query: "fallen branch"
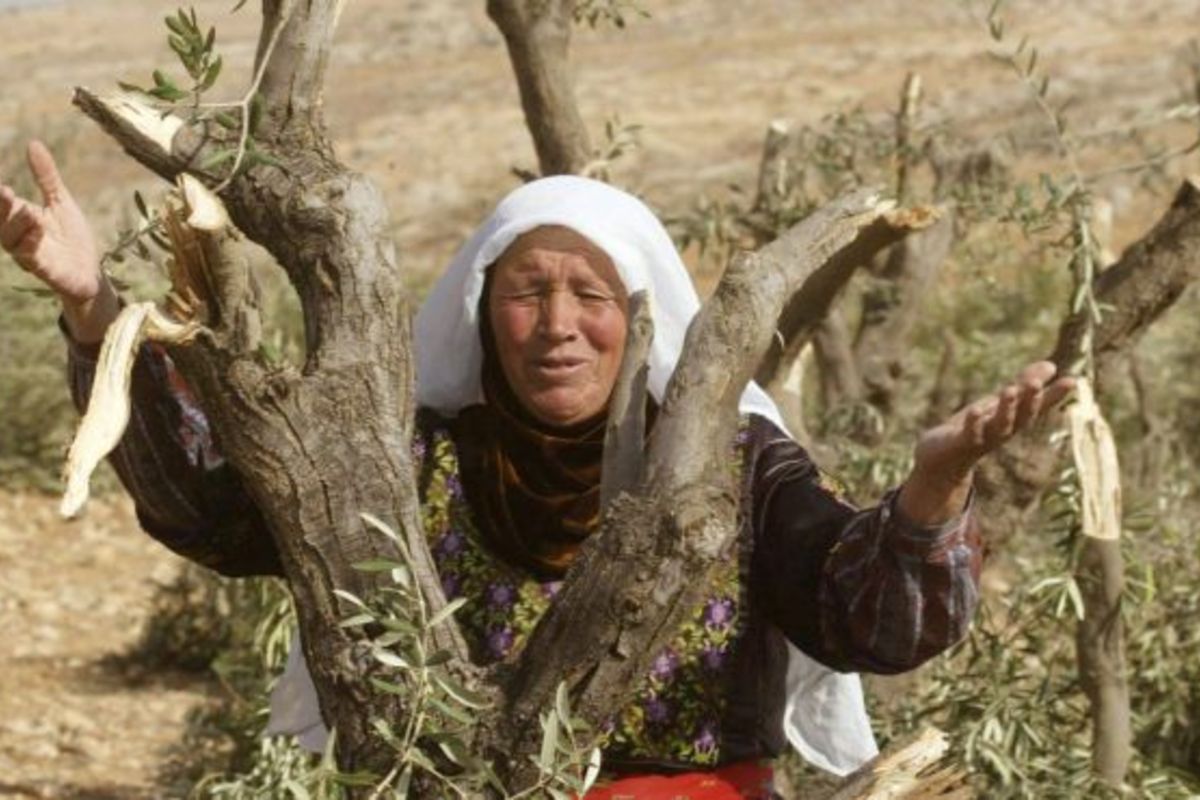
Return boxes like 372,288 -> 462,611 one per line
820,727 -> 970,800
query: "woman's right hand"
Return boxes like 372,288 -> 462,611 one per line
1,140 -> 118,344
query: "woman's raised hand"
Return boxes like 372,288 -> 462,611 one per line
1,140 -> 117,343
898,361 -> 1076,525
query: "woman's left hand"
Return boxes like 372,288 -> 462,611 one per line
897,360 -> 1076,526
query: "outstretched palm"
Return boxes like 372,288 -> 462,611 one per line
0,141 -> 100,304
899,361 -> 1076,524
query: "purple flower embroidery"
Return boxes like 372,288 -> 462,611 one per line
701,645 -> 725,672
542,580 -> 563,598
487,627 -> 515,659
446,473 -> 464,499
693,723 -> 718,755
436,530 -> 465,558
650,649 -> 679,681
703,597 -> 734,629
411,436 -> 427,463
487,582 -> 516,610
644,696 -> 671,725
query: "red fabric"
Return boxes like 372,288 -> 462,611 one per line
581,762 -> 774,799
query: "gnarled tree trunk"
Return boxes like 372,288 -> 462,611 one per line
73,1 -> 930,788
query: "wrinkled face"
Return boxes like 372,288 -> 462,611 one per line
487,226 -> 628,427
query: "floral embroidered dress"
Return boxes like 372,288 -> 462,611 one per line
417,413 -> 752,766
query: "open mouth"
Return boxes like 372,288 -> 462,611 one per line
531,356 -> 587,378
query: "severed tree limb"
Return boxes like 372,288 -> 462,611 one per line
487,0 -> 593,176
819,727 -> 970,800
600,290 -> 653,510
893,73 -> 922,207
1068,378 -> 1129,784
494,189 -> 930,784
974,178 -> 1200,787
1076,536 -> 1130,785
755,120 -> 792,214
755,206 -> 938,393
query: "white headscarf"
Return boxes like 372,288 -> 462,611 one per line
269,175 -> 878,775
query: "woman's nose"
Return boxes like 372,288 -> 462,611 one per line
539,290 -> 579,341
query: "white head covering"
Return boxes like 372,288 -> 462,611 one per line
269,175 -> 877,775
413,174 -> 782,423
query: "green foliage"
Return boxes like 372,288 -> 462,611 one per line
573,0 -> 648,30
0,270 -> 81,490
120,7 -> 224,107
864,464 -> 1200,798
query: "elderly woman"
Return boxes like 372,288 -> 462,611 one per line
2,142 -> 1070,798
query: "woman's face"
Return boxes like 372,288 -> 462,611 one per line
488,226 -> 628,427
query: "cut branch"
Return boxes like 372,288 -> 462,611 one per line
600,290 -> 653,509
819,727 -> 970,800
754,120 -> 792,214
754,206 -> 937,392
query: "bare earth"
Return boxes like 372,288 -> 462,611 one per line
0,0 -> 1198,796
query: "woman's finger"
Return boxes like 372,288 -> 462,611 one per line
964,404 -> 987,449
1039,376 -> 1077,415
981,384 -> 1019,446
1011,376 -> 1045,432
0,203 -> 42,252
1016,360 -> 1057,388
0,185 -> 25,226
27,140 -> 67,206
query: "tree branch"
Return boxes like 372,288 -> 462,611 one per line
754,206 -> 937,391
488,0 -> 593,175
819,727 -> 969,800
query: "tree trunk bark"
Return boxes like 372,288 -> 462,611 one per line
1076,537 -> 1131,785
487,0 -> 593,176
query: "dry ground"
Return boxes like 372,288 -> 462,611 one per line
0,0 -> 1198,796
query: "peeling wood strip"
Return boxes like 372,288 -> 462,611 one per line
600,290 -> 653,510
